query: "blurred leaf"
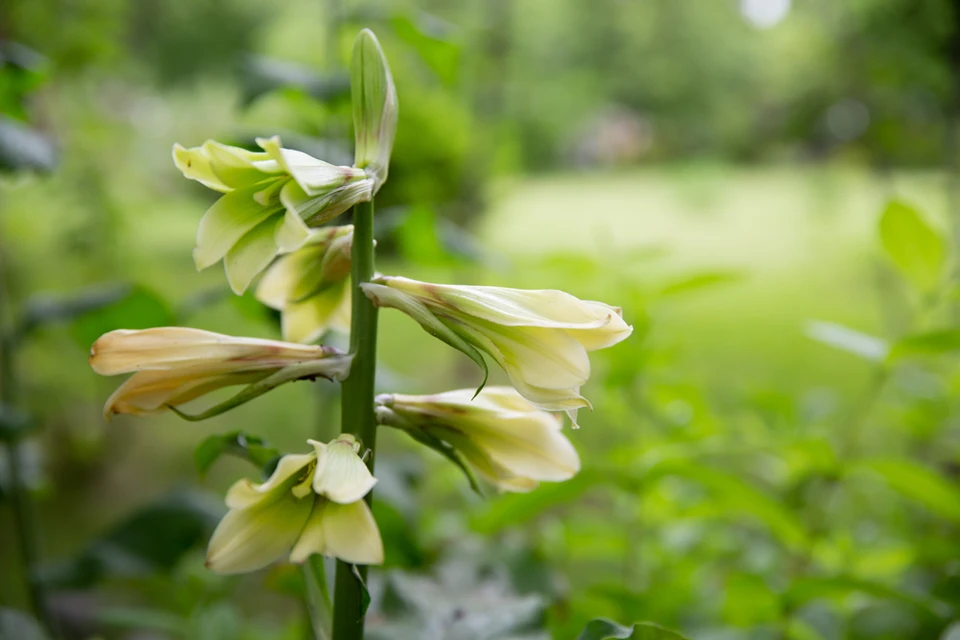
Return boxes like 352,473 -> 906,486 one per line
396,205 -> 457,267
658,271 -> 743,297
647,461 -> 808,550
96,606 -> 188,635
850,459 -> 960,523
0,115 -> 57,173
19,284 -> 132,336
0,41 -> 50,122
890,329 -> 960,360
240,56 -> 350,107
577,618 -> 690,640
68,285 -> 173,350
41,490 -> 222,589
785,576 -> 952,620
470,470 -> 603,533
805,320 -> 889,362
722,574 -> 779,626
0,403 -> 32,442
0,608 -> 49,640
878,199 -> 945,292
194,431 -> 280,479
398,426 -> 482,495
391,12 -> 461,85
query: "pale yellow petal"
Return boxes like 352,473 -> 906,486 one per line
225,451 -> 316,510
289,499 -> 383,565
205,493 -> 313,574
311,436 -> 376,504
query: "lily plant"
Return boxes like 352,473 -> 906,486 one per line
89,28 -> 631,640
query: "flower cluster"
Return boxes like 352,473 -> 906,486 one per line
206,435 -> 383,573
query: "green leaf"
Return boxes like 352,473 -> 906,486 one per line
391,13 -> 461,85
351,564 -> 372,619
0,403 -> 32,442
889,329 -> 960,360
40,490 -> 222,589
0,608 -> 49,640
470,471 -> 602,533
96,606 -> 188,635
878,199 -> 945,292
68,285 -> 173,350
240,56 -> 350,107
805,320 -> 889,362
658,271 -> 743,297
351,29 -> 397,190
850,458 -> 960,523
785,576 -> 952,620
577,618 -> 691,640
193,431 -> 280,478
0,115 -> 57,173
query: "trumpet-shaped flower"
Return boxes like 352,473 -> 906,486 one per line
89,327 -> 351,420
173,136 -> 373,294
377,387 -> 580,492
206,435 -> 383,574
361,276 -> 632,424
256,225 -> 353,344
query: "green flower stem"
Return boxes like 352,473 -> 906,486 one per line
331,198 -> 378,640
302,555 -> 333,640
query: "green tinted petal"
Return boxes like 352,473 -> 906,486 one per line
225,451 -> 316,509
206,492 -> 313,574
224,216 -> 282,295
257,136 -> 357,196
311,436 -> 377,504
194,182 -> 283,270
204,140 -> 279,189
172,144 -> 230,192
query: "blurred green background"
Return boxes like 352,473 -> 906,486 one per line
4,0 -> 960,639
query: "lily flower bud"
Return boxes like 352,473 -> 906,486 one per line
206,435 -> 383,574
89,327 -> 352,420
172,136 -> 373,294
351,29 -> 398,193
255,226 -> 353,344
377,387 -> 580,493
361,276 -> 632,425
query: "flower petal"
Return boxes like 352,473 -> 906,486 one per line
257,136 -> 360,196
280,284 -> 351,344
311,436 -> 377,504
289,499 -> 384,565
89,327 -> 329,375
351,29 -> 397,192
224,215 -> 282,295
225,451 -> 316,510
102,368 -> 268,419
427,426 -> 538,493
206,492 -> 313,574
194,181 -> 284,270
172,144 -> 230,192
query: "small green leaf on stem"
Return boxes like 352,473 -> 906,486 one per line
878,199 -> 946,292
350,564 -> 371,620
577,618 -> 691,640
194,431 -> 280,478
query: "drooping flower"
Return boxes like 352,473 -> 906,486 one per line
172,136 -> 373,294
89,327 -> 351,420
206,435 -> 383,574
361,276 -> 632,424
256,225 -> 352,344
376,387 -> 580,492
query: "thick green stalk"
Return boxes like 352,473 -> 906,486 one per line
331,199 -> 378,640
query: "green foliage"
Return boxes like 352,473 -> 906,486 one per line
878,199 -> 946,293
577,619 -> 690,640
194,431 -> 280,478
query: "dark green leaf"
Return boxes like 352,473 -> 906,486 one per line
0,115 -> 57,173
240,55 -> 350,107
40,490 -> 222,589
194,431 -> 280,478
878,199 -> 945,292
577,618 -> 691,640
391,13 -> 461,85
351,564 -> 372,619
68,285 -> 173,350
785,576 -> 952,620
0,403 -> 32,442
850,458 -> 960,523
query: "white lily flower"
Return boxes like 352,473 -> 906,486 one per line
361,276 -> 632,424
206,435 -> 383,574
89,327 -> 351,420
255,225 -> 353,344
377,387 -> 580,492
173,136 -> 373,294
